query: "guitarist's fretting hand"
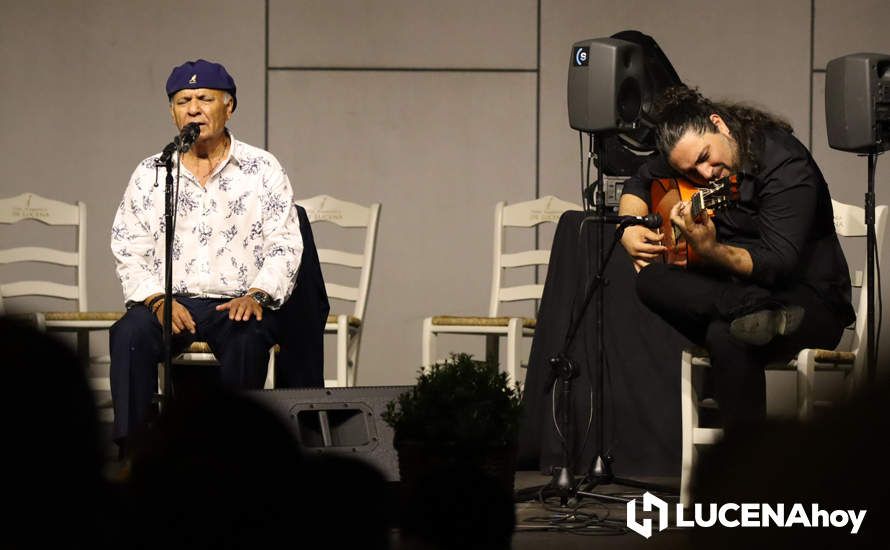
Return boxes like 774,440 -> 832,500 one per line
620,225 -> 666,272
669,200 -> 718,260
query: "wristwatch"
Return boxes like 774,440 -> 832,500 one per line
249,290 -> 272,308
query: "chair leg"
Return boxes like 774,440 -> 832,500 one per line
505,318 -> 521,384
157,363 -> 167,397
336,316 -> 349,387
263,346 -> 276,390
795,348 -> 815,421
75,328 -> 113,422
680,349 -> 698,507
421,317 -> 436,367
88,346 -> 114,423
848,352 -> 866,400
346,329 -> 362,387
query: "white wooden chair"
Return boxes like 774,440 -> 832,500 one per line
680,200 -> 888,505
422,196 -> 581,383
295,195 -> 380,388
0,192 -> 124,422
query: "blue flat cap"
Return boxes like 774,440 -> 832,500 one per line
166,59 -> 237,111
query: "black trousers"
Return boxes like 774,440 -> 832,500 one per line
109,297 -> 282,442
635,263 -> 847,428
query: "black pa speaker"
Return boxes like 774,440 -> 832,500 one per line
568,37 -> 648,132
825,52 -> 890,153
249,385 -> 412,481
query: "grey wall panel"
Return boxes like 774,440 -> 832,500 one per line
812,72 -> 890,374
269,0 -> 537,69
268,70 -> 536,384
538,0 -> 811,202
0,0 -> 265,328
814,0 -> 890,69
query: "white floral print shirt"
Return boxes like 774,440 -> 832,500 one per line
111,133 -> 302,308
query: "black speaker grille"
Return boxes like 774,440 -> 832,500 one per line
248,386 -> 412,481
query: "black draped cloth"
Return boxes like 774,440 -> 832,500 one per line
517,211 -> 689,477
274,205 -> 330,388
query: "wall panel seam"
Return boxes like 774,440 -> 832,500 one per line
808,0 -> 815,150
264,0 -> 270,150
268,66 -> 538,73
534,0 -> 541,289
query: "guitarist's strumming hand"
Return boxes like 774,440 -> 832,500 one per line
669,200 -> 718,261
620,225 -> 666,272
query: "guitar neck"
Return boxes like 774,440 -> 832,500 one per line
689,177 -> 737,220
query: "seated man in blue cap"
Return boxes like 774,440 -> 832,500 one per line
109,59 -> 303,455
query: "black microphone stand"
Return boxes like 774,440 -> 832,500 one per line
156,125 -> 199,407
546,201 -> 625,505
548,132 -> 674,507
158,139 -> 179,404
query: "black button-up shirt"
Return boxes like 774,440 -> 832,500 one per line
622,127 -> 855,324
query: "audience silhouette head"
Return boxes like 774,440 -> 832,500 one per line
126,387 -> 304,549
2,316 -> 108,547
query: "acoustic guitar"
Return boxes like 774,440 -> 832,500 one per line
649,175 -> 739,266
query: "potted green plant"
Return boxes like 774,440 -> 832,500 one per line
382,353 -> 523,491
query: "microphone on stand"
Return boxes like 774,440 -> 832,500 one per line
620,212 -> 662,229
175,122 -> 201,153
584,212 -> 662,229
155,123 -> 203,186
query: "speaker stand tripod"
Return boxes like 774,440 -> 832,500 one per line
864,152 -> 878,384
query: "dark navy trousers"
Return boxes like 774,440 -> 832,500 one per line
109,297 -> 281,442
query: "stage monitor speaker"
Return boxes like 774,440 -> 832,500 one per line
825,52 -> 890,153
568,37 -> 648,133
249,385 -> 412,482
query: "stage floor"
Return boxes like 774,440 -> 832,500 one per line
509,471 -> 689,549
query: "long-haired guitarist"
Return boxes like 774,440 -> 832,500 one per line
617,86 -> 855,429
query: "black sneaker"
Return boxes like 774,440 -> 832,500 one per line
729,305 -> 805,346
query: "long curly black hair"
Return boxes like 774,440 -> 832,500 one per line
653,86 -> 793,174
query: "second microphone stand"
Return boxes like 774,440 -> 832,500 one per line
548,133 -> 674,507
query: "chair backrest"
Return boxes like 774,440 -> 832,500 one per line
832,199 -> 888,386
0,193 -> 87,315
295,195 -> 380,322
489,195 -> 581,316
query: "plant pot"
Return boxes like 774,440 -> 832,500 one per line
394,440 -> 517,494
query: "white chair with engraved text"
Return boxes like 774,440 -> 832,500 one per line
296,194 -> 380,388
0,192 -> 124,422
